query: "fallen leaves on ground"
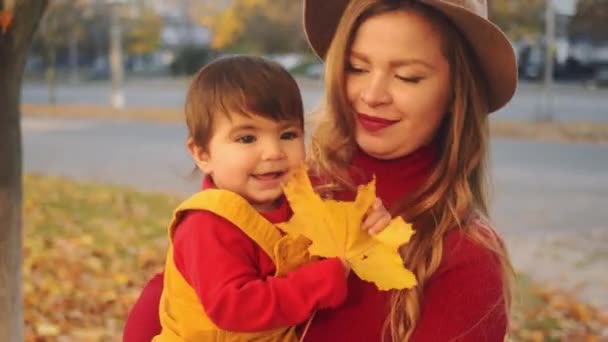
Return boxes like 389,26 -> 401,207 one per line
23,174 -> 180,341
22,175 -> 607,340
22,103 -> 183,123
509,274 -> 608,341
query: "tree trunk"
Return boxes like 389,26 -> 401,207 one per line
0,1 -> 47,341
45,45 -> 56,104
68,30 -> 79,84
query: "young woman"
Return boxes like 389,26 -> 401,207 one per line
302,0 -> 516,340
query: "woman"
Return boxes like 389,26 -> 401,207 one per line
302,0 -> 516,340
124,0 -> 517,340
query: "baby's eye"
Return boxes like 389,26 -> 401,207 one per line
237,135 -> 256,144
281,131 -> 300,140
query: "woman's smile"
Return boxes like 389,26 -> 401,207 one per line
356,113 -> 400,132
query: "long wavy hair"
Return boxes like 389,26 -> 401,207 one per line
309,1 -> 514,340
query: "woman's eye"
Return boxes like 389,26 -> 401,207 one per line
237,135 -> 256,144
281,131 -> 299,140
396,75 -> 423,83
346,64 -> 366,73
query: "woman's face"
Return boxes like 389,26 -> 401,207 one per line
346,10 -> 451,159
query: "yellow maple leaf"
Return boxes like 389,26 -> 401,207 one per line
278,165 -> 417,291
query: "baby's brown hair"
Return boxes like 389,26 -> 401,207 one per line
185,55 -> 304,150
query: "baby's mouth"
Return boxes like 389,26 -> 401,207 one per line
252,171 -> 285,181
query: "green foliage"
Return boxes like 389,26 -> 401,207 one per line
169,45 -> 217,76
489,0 -> 545,41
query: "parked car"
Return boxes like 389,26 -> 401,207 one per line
304,62 -> 324,79
592,66 -> 608,87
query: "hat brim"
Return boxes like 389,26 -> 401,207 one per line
303,0 -> 517,113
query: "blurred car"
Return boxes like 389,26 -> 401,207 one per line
518,45 -> 544,80
268,53 -> 304,71
304,62 -> 324,79
592,66 -> 608,87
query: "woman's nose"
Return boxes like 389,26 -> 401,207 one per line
361,75 -> 391,107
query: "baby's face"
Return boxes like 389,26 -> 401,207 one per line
194,112 -> 305,211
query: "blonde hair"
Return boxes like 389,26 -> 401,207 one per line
309,1 -> 514,340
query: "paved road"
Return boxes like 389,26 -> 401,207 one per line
21,116 -> 608,310
21,78 -> 608,122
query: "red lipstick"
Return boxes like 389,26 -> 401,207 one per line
356,113 -> 398,132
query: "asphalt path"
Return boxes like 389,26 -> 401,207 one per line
21,78 -> 608,122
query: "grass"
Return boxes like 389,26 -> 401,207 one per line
22,175 -> 607,341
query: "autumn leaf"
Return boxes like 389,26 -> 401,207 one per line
277,165 -> 417,291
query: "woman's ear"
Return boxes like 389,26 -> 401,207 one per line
187,137 -> 212,174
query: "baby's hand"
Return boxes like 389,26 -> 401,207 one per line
361,198 -> 392,235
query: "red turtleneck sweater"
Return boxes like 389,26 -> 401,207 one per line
302,144 -> 507,341
123,144 -> 507,342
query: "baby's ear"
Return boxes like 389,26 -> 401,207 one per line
187,138 -> 212,174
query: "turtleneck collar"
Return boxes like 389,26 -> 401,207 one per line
351,142 -> 438,209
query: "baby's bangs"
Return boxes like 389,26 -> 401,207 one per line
209,77 -> 303,127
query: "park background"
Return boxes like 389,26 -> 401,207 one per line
1,0 -> 607,340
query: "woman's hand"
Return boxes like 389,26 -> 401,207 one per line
361,197 -> 392,235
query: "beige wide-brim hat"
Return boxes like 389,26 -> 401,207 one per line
304,0 -> 517,113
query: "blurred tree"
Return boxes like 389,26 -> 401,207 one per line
170,45 -> 216,75
570,0 -> 608,43
210,5 -> 242,49
193,0 -> 267,50
30,0 -> 163,81
489,0 -> 545,41
236,0 -> 308,53
125,6 -> 162,56
193,0 -> 307,53
0,1 -> 48,341
35,0 -> 85,102
79,0 -> 111,65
